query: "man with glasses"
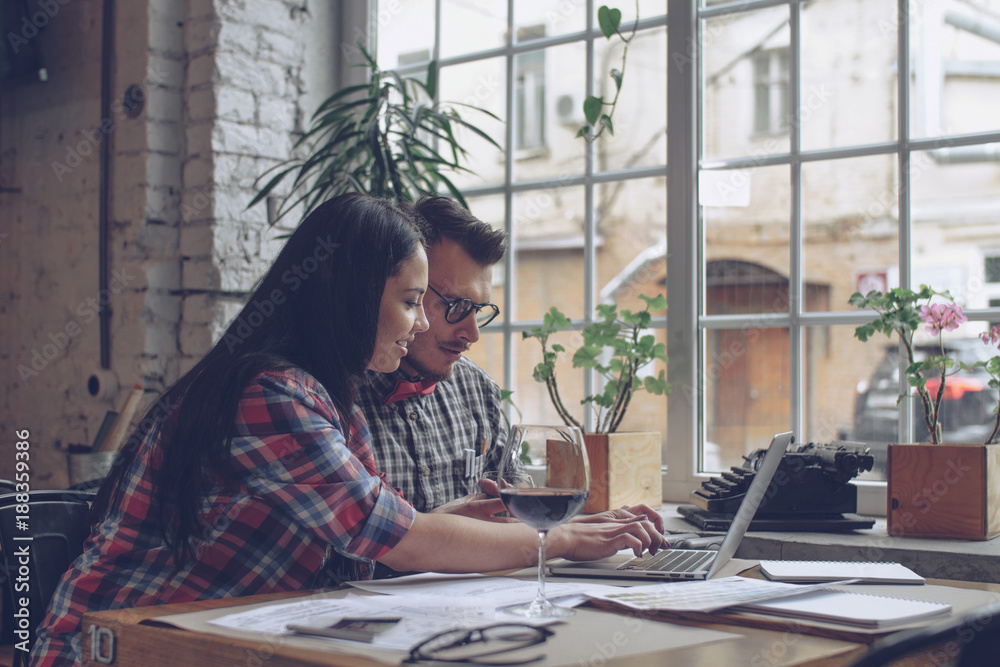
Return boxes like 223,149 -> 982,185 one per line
357,196 -> 509,520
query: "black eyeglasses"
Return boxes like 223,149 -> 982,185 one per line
404,623 -> 553,665
427,284 -> 500,327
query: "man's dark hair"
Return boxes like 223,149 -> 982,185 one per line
410,196 -> 508,266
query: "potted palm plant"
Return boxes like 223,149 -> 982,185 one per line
248,44 -> 499,222
850,286 -> 1000,540
523,295 -> 669,512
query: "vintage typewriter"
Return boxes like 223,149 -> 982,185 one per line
677,441 -> 877,531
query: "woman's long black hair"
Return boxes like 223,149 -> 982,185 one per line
91,193 -> 424,564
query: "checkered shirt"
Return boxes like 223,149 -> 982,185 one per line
30,368 -> 415,666
356,356 -> 508,512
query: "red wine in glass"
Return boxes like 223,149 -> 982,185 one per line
500,488 -> 589,531
497,424 -> 589,618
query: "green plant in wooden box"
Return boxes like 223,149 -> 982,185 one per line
523,294 -> 669,434
523,295 -> 669,512
850,285 -> 1000,539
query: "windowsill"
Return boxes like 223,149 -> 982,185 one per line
659,502 -> 1000,585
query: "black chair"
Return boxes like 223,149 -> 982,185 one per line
850,600 -> 1000,667
0,489 -> 95,666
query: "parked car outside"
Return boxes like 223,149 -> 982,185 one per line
852,338 -> 999,476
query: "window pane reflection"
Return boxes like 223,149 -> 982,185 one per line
910,1 -> 1000,140
513,187 -> 587,321
803,154 -> 900,311
800,0 -> 898,150
592,28 -> 667,173
441,0 -> 507,59
378,0 -> 434,71
703,326 -> 790,472
438,58 -> 507,190
703,164 -> 791,295
702,4 -> 790,162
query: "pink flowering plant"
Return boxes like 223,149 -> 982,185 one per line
850,285 -> 1000,445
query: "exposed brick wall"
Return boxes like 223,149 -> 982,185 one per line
0,0 -> 337,487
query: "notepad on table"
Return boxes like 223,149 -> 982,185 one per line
737,590 -> 951,629
758,560 -> 924,584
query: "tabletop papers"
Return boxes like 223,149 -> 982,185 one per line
208,574 -> 626,651
349,571 -> 625,611
585,576 -> 857,613
208,593 -> 499,650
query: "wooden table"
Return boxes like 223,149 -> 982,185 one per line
78,577 -> 1000,667
78,592 -> 864,667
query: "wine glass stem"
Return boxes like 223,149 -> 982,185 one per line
535,530 -> 547,606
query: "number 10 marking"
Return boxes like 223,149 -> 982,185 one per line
87,624 -> 115,664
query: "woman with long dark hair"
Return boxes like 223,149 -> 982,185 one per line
31,194 -> 662,666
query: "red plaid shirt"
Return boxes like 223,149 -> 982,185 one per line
31,369 -> 415,666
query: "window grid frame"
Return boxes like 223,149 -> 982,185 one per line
381,2 -> 669,435
371,1 -> 1000,507
687,0 -> 1000,512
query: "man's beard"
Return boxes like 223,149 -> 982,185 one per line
400,351 -> 455,383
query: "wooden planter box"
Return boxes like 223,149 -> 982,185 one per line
886,443 -> 1000,540
581,432 -> 662,514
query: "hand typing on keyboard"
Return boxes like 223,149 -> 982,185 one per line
570,504 -> 669,553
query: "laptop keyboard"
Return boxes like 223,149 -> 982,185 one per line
617,549 -> 715,573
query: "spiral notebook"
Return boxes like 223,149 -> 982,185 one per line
759,560 -> 925,584
737,589 -> 951,628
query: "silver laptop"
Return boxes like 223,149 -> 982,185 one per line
549,431 -> 794,581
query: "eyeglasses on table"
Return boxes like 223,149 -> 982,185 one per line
404,622 -> 554,665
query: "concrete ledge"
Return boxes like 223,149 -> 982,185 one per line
660,503 -> 1000,585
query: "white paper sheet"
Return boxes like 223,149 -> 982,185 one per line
208,593 -> 499,650
586,576 -> 852,613
348,572 -> 626,611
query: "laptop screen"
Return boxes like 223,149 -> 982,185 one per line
705,431 -> 794,578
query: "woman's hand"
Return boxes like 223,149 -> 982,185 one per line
549,515 -> 666,561
570,504 -> 667,551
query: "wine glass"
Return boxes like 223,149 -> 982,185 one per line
497,424 -> 589,618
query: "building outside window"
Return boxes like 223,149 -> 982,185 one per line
753,48 -> 789,134
515,26 -> 547,151
375,0 -> 670,457
372,0 -> 1000,510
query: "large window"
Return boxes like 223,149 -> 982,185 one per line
372,1 -> 1000,512
693,0 -> 1000,513
375,0 -> 669,448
